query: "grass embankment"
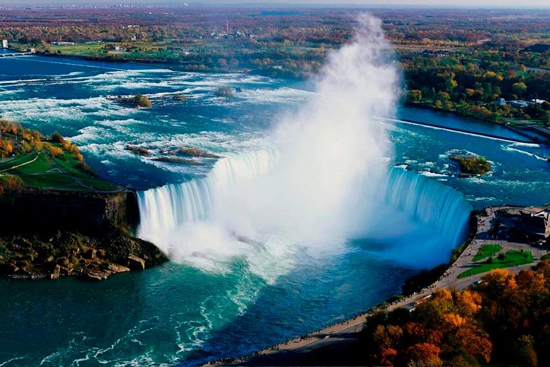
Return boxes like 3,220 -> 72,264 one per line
458,249 -> 534,279
472,244 -> 503,261
8,149 -> 116,191
0,121 -> 118,192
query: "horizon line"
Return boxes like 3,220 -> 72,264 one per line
1,2 -> 550,9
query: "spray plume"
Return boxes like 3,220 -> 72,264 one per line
138,14 -> 400,279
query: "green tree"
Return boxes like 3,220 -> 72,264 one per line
407,90 -> 422,103
445,77 -> 458,92
512,82 -> 527,97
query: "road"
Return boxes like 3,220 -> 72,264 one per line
0,152 -> 41,173
209,207 -> 547,366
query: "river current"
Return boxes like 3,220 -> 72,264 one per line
1,55 -> 550,366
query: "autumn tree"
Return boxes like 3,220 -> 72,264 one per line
512,82 -> 527,97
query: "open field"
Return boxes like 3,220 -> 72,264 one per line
0,130 -> 120,193
458,249 -> 534,278
472,243 -> 503,261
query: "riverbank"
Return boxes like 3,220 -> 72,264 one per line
22,50 -> 254,76
0,122 -> 168,280
0,226 -> 167,281
210,205 -> 550,366
9,50 -> 550,149
405,102 -> 550,146
0,189 -> 168,280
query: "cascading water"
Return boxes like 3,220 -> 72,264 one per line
136,14 -> 472,274
385,168 -> 472,250
137,149 -> 281,235
138,152 -> 472,268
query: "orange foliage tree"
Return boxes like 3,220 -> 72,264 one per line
361,264 -> 550,366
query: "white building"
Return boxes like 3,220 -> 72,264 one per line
1,40 -> 8,49
507,100 -> 530,108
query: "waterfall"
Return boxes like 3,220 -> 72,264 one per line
385,168 -> 472,250
138,151 -> 472,259
135,15 -> 472,271
137,149 -> 281,236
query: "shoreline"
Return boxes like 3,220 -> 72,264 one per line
19,50 -> 254,76
0,188 -> 168,281
404,102 -> 550,146
11,51 -> 549,147
208,205 -> 549,366
384,116 -> 536,144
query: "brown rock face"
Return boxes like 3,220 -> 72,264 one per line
81,269 -> 110,281
0,190 -> 135,234
127,255 -> 146,270
0,185 -> 167,281
0,230 -> 168,281
109,264 -> 131,273
50,265 -> 61,280
83,248 -> 97,259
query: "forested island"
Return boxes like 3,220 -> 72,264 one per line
451,155 -> 492,176
0,120 -> 167,280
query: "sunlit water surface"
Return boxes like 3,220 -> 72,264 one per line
1,55 -> 550,366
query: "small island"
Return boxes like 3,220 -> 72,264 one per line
176,146 -> 220,158
110,94 -> 152,108
214,86 -> 235,98
125,145 -> 220,162
451,155 -> 492,176
0,120 -> 167,280
172,94 -> 187,102
152,157 -> 201,165
125,144 -> 153,156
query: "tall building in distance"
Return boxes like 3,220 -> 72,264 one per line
1,40 -> 8,49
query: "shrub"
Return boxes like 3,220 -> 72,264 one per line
44,143 -> 64,158
0,139 -> 13,158
52,131 -> 65,144
0,174 -> 24,196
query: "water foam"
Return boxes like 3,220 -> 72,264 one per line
136,15 -> 471,279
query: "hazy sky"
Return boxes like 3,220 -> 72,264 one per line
0,0 -> 549,7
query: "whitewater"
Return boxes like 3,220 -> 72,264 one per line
137,15 -> 471,279
5,14 -> 550,367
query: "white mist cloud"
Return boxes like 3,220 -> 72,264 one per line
216,14 -> 398,242
138,14 -> 400,280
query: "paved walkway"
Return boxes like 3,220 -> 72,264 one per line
0,152 -> 40,173
210,207 -> 548,366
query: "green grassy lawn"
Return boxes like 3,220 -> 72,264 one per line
2,142 -> 118,192
50,43 -> 106,57
11,153 -> 51,175
50,41 -> 181,61
0,152 -> 37,171
473,244 -> 503,261
458,250 -> 534,279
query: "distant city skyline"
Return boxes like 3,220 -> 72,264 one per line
0,0 -> 549,7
